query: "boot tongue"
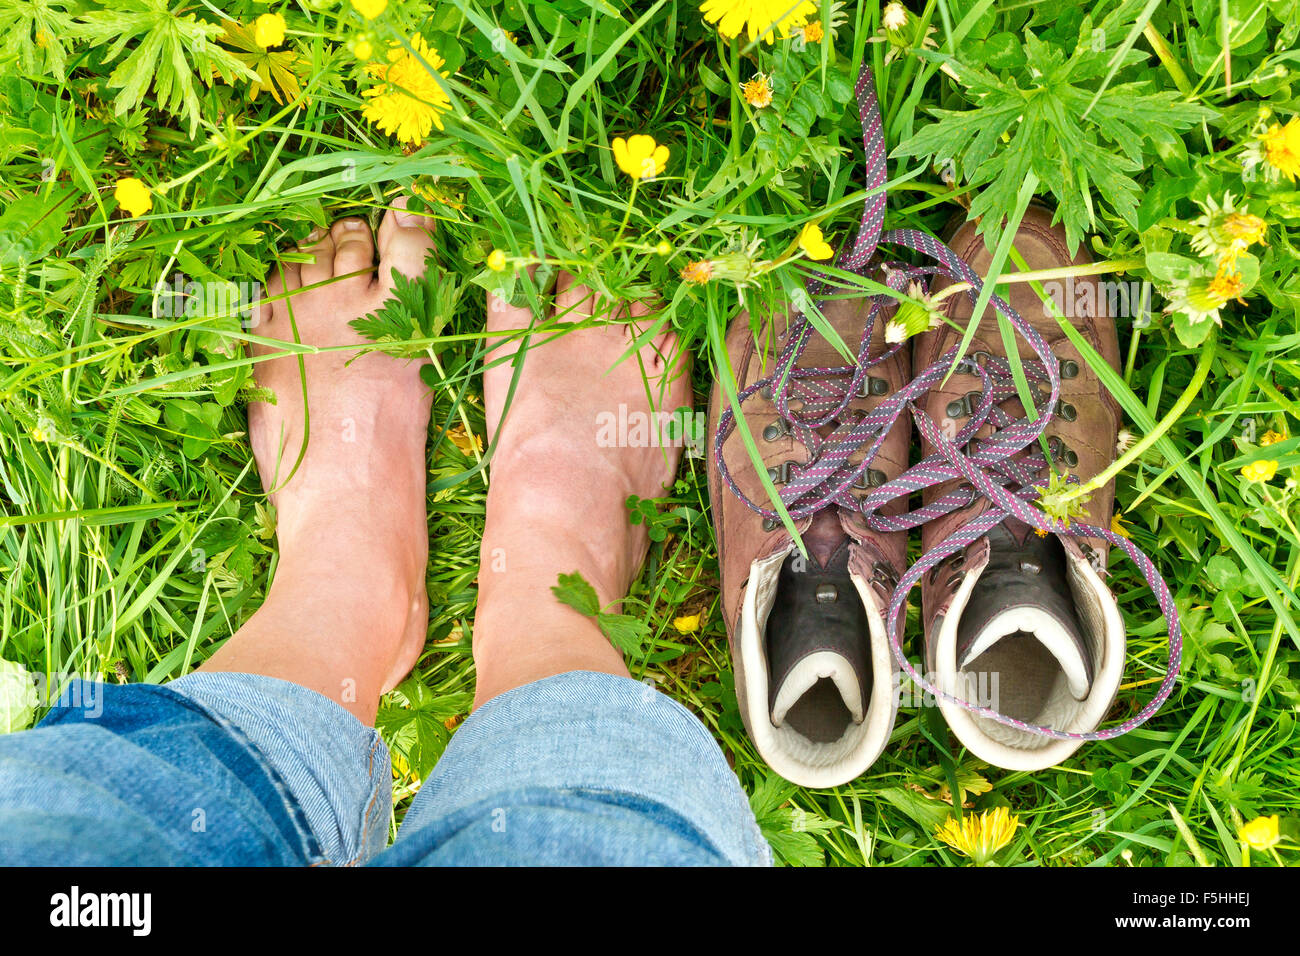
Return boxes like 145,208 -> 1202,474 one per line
956,522 -> 1093,699
765,520 -> 871,738
802,508 -> 849,568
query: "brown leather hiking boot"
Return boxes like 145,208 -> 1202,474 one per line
707,288 -> 910,787
912,206 -> 1126,770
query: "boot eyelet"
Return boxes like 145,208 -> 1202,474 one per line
860,375 -> 890,397
767,460 -> 796,485
762,517 -> 779,532
946,397 -> 970,419
762,419 -> 790,442
853,468 -> 887,489
1060,359 -> 1079,379
1057,400 -> 1077,422
953,483 -> 976,507
1063,448 -> 1079,468
759,384 -> 774,401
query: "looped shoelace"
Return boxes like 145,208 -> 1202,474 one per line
712,63 -> 1181,743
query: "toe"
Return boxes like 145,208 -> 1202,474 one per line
554,272 -> 599,322
375,195 -> 436,290
298,226 -> 335,288
266,259 -> 301,323
486,263 -> 540,369
330,217 -> 376,286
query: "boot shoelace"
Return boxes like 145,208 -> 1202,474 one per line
713,63 -> 1180,743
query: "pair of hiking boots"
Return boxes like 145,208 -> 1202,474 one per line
707,208 -> 1127,787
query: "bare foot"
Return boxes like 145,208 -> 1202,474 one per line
203,199 -> 436,717
472,272 -> 692,707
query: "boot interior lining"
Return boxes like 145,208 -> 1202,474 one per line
782,678 -> 854,744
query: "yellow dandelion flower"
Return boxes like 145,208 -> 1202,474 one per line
1110,512 -> 1131,538
1223,212 -> 1267,248
741,73 -> 774,108
447,424 -> 483,456
798,222 -> 833,260
1239,814 -> 1280,851
803,20 -> 824,43
700,0 -> 818,43
113,177 -> 152,217
1262,118 -> 1300,182
612,134 -> 669,180
486,249 -> 507,272
1260,429 -> 1285,446
1241,459 -> 1278,482
935,807 -> 1020,865
361,35 -> 452,146
253,12 -> 286,49
882,2 -> 909,31
672,611 -> 703,634
681,260 -> 714,284
1207,266 -> 1244,303
349,0 -> 387,20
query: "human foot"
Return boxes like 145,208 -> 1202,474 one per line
203,199 -> 436,718
472,273 -> 692,707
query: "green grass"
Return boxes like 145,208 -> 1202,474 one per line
1,0 -> 1298,865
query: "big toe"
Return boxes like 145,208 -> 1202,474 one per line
376,195 -> 436,292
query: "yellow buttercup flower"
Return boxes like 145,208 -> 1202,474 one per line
672,612 -> 703,634
1110,512 -> 1131,538
253,12 -> 286,49
612,134 -> 669,180
113,177 -> 152,217
1260,430 -> 1285,446
700,0 -> 818,43
798,222 -> 833,260
1262,118 -> 1300,182
362,34 -> 452,145
1241,459 -> 1278,482
935,807 -> 1020,865
353,37 -> 373,61
741,73 -> 774,108
349,0 -> 387,20
1239,815 -> 1280,851
486,249 -> 507,272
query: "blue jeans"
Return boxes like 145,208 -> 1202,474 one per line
0,670 -> 770,866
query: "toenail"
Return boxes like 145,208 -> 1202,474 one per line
394,207 -> 428,228
339,218 -> 368,232
305,226 -> 327,243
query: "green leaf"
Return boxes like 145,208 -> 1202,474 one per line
596,612 -> 648,655
551,570 -> 600,617
77,0 -> 256,137
1145,251 -> 1202,283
